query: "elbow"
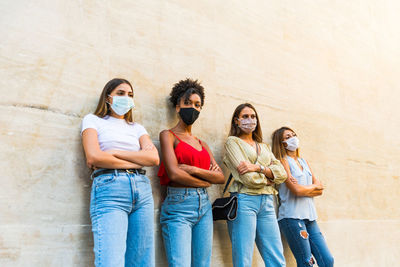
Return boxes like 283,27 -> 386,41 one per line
86,154 -> 98,167
149,152 -> 160,166
151,155 -> 160,166
215,174 -> 225,184
168,172 -> 179,182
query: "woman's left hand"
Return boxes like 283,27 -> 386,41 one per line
237,161 -> 258,175
178,164 -> 196,174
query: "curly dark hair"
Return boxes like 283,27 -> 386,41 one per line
169,78 -> 205,107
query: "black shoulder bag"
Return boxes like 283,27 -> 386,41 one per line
211,173 -> 238,221
212,142 -> 260,221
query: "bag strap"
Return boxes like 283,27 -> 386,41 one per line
222,173 -> 233,195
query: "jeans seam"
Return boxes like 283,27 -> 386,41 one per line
309,235 -> 325,267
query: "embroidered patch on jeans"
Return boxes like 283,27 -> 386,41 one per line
300,230 -> 309,239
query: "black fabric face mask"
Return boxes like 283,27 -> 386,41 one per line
179,107 -> 200,125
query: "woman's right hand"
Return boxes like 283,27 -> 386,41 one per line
237,161 -> 259,174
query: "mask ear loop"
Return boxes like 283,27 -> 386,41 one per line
106,95 -> 113,105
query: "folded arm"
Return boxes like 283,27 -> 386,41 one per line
178,141 -> 225,184
280,158 -> 323,197
107,135 -> 160,166
82,129 -> 143,169
159,130 -> 210,187
224,137 -> 269,189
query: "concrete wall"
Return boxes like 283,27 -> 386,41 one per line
1,1 -> 399,266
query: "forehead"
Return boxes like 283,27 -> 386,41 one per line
283,129 -> 295,136
181,93 -> 201,102
113,83 -> 133,93
239,107 -> 256,116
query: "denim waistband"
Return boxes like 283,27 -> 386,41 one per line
91,168 -> 146,180
167,187 -> 207,196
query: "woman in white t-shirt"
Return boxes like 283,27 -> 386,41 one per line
81,78 -> 159,267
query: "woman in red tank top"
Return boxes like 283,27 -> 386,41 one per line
158,79 -> 224,267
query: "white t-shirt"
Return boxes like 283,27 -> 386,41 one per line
81,114 -> 148,152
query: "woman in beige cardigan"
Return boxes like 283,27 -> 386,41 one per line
223,103 -> 287,267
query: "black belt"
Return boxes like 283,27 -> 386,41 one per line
92,169 -> 146,179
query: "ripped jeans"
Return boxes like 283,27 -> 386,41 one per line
279,218 -> 334,267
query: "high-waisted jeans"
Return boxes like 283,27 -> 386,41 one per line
90,169 -> 154,267
278,218 -> 334,267
160,187 -> 213,267
227,193 -> 286,267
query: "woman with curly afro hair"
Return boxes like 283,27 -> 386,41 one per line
158,78 -> 225,267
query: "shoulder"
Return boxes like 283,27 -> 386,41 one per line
82,113 -> 100,122
225,136 -> 241,145
159,129 -> 174,142
130,122 -> 146,130
129,122 -> 148,135
260,142 -> 271,150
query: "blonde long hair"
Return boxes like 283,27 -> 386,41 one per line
94,78 -> 134,123
271,126 -> 300,160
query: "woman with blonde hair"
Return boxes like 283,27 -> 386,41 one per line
271,126 -> 334,267
223,103 -> 287,267
81,78 -> 159,267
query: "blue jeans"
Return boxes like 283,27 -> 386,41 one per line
90,169 -> 155,267
279,218 -> 334,267
160,187 -> 213,267
227,193 -> 286,267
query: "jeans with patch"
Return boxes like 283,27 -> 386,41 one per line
160,187 -> 213,267
279,218 -> 334,267
227,193 -> 286,267
90,169 -> 155,267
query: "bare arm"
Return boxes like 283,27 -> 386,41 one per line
178,141 -> 225,184
280,158 -> 323,197
107,135 -> 160,166
159,130 -> 210,187
82,129 -> 143,169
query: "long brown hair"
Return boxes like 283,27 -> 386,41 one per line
271,126 -> 300,160
94,78 -> 134,123
228,103 -> 263,143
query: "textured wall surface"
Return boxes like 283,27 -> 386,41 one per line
1,1 -> 400,266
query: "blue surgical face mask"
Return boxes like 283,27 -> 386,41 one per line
108,95 -> 134,116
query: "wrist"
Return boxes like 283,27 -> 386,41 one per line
258,164 -> 265,173
191,166 -> 198,175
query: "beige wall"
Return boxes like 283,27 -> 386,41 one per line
1,1 -> 399,266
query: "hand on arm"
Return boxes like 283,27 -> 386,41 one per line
82,129 -> 143,169
188,142 -> 225,184
159,130 -> 210,188
107,135 -> 160,167
224,137 -> 268,189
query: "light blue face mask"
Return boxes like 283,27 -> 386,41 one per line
109,95 -> 135,116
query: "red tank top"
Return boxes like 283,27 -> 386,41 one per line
158,130 -> 211,185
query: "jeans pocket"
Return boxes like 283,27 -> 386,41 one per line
94,174 -> 116,188
166,194 -> 186,204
